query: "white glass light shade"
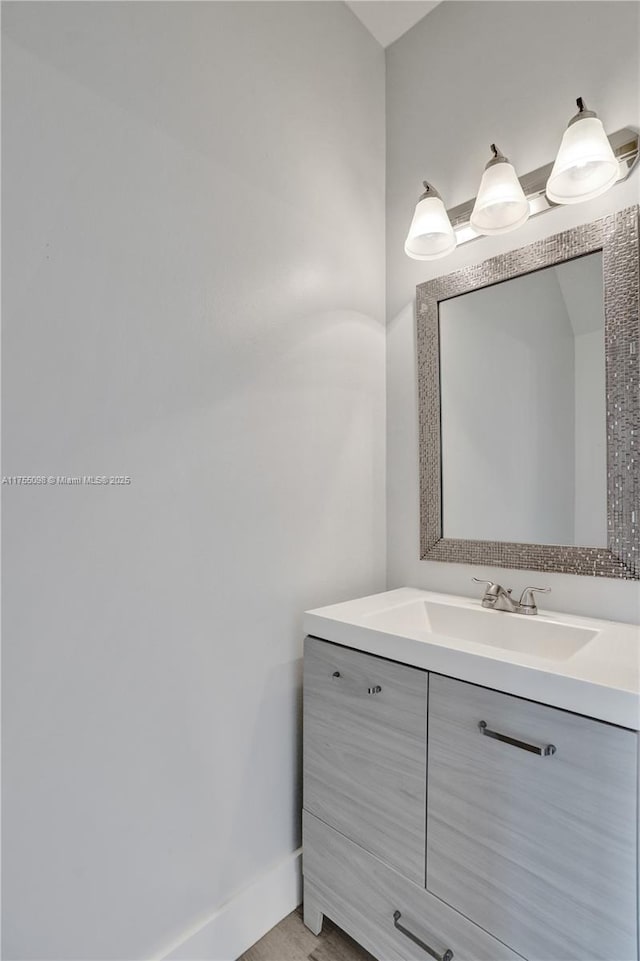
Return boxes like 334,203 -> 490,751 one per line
404,195 -> 456,260
546,116 -> 618,204
470,161 -> 530,235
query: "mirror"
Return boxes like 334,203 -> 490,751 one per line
439,252 -> 605,548
416,206 -> 639,579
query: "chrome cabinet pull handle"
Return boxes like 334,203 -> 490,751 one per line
478,720 -> 556,756
331,672 -> 381,696
393,911 -> 453,961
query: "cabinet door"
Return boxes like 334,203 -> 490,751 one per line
304,637 -> 427,884
427,674 -> 638,961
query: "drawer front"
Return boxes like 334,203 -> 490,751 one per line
303,636 -> 427,884
427,674 -> 638,961
303,810 -> 522,961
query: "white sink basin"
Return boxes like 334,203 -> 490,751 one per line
304,587 -> 640,729
361,599 -> 598,662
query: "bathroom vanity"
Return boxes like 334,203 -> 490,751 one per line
302,588 -> 640,961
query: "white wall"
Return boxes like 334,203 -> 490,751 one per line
555,254 -> 607,547
574,329 -> 607,546
386,0 -> 640,622
1,3 -> 385,959
440,269 -> 575,545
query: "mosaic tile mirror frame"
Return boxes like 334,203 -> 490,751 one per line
416,205 -> 639,579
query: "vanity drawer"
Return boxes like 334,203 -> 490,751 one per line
303,810 -> 521,961
427,674 -> 638,961
303,636 -> 427,884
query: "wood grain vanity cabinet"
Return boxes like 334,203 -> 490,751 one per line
303,637 -> 427,884
427,674 -> 638,961
302,636 -> 639,961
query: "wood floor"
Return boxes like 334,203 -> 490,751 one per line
238,906 -> 376,961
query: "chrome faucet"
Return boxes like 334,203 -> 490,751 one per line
472,578 -> 550,615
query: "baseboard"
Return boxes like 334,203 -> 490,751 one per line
158,849 -> 302,961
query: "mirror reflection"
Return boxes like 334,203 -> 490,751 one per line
439,252 -> 606,548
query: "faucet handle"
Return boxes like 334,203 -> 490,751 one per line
472,577 -> 509,595
518,586 -> 551,613
472,577 -> 495,593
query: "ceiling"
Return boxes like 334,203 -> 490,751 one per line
345,1 -> 441,48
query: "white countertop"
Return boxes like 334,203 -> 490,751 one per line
304,587 -> 640,730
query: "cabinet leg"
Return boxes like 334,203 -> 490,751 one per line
303,884 -> 324,935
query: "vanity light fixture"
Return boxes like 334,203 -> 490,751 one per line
405,101 -> 638,258
546,97 -> 619,205
470,144 -> 530,235
404,181 -> 457,260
